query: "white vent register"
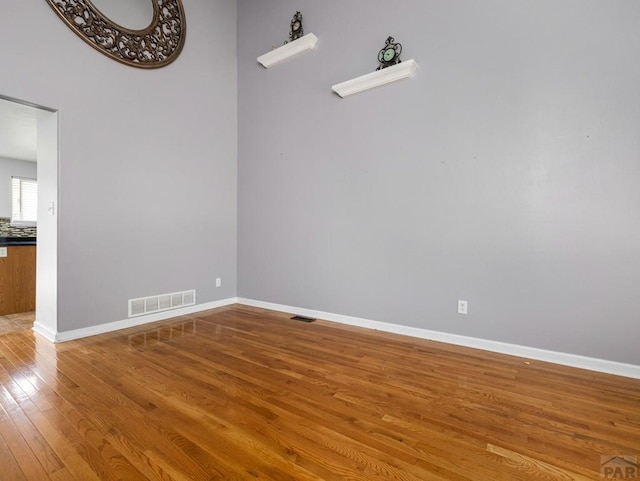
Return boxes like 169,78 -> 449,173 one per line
128,290 -> 196,318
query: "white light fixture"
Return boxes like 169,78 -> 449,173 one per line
331,59 -> 418,98
257,33 -> 319,69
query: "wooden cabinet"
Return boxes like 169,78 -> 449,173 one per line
0,246 -> 36,316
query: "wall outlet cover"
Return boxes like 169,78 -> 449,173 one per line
458,300 -> 468,315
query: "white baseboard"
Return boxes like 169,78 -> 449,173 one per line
33,321 -> 58,342
33,296 -> 640,379
47,298 -> 239,343
237,298 -> 640,380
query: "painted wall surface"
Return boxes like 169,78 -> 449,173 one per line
238,0 -> 640,364
0,157 -> 37,218
0,1 -> 238,331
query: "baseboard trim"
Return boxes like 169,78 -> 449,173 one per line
52,298 -> 239,343
237,298 -> 640,380
35,296 -> 640,379
33,321 -> 58,342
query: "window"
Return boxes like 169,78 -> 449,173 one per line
11,177 -> 38,227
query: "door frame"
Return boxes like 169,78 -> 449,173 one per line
0,94 -> 59,339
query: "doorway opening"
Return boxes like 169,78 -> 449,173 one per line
0,95 -> 58,339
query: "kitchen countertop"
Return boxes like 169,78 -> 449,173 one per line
0,237 -> 37,246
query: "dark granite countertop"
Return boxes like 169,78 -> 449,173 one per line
0,237 -> 37,246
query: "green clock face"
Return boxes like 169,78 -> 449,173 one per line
377,36 -> 402,70
383,48 -> 396,62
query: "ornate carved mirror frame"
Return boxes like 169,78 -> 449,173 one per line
45,0 -> 186,69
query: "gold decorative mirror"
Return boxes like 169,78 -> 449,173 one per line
45,0 -> 186,69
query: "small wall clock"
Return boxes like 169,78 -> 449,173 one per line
377,36 -> 402,70
286,11 -> 304,43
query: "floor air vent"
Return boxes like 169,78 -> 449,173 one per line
128,290 -> 196,318
291,315 -> 316,323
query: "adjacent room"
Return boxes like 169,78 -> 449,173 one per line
0,1 -> 638,480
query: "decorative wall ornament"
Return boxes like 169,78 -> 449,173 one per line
377,36 -> 402,70
45,0 -> 186,69
286,11 -> 304,44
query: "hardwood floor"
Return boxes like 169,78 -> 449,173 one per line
0,311 -> 34,335
0,304 -> 638,480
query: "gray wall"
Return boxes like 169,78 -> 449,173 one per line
0,0 -> 238,331
238,0 -> 640,364
0,157 -> 37,218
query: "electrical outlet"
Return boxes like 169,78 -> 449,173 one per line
457,300 -> 468,315
215,278 -> 222,288
0,247 -> 6,257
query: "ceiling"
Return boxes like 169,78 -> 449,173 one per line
0,98 -> 38,163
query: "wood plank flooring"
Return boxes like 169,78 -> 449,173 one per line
0,311 -> 35,335
0,304 -> 638,480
